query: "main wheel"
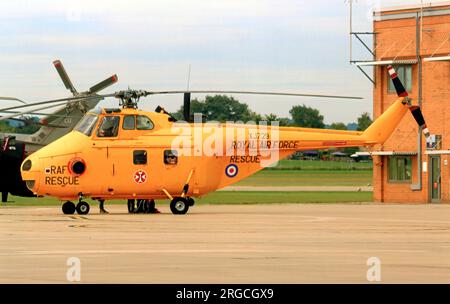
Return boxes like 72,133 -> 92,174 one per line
170,197 -> 189,215
136,199 -> 146,213
145,199 -> 156,213
127,199 -> 135,213
62,201 -> 76,214
2,191 -> 8,203
76,201 -> 90,215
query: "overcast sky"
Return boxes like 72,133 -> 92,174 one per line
0,0 -> 447,124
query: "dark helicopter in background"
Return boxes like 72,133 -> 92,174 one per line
0,60 -> 118,202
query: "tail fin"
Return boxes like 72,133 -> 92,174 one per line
362,65 -> 429,144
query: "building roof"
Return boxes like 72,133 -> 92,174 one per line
374,1 -> 450,21
375,1 -> 450,13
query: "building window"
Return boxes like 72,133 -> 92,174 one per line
388,156 -> 412,182
133,150 -> 147,165
388,65 -> 412,93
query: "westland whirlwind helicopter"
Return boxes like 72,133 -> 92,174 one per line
4,66 -> 428,215
0,60 -> 118,203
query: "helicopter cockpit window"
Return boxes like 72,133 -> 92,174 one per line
97,116 -> 120,137
123,115 -> 136,130
74,114 -> 99,137
136,115 -> 154,130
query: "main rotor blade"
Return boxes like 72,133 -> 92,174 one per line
53,60 -> 78,95
88,75 -> 118,94
0,96 -> 27,104
145,90 -> 363,100
0,101 -> 71,121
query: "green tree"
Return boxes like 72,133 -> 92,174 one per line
263,114 -> 291,126
289,104 -> 325,128
357,112 -> 372,131
329,122 -> 347,130
175,95 -> 261,122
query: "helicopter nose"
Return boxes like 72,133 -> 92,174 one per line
21,156 -> 41,193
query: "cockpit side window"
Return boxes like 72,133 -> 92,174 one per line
136,115 -> 154,130
74,114 -> 99,137
123,115 -> 136,130
97,116 -> 120,137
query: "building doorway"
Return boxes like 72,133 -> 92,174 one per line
429,156 -> 441,203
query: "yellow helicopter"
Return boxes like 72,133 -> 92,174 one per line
10,66 -> 428,215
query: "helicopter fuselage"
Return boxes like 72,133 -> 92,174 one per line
20,98 -> 409,202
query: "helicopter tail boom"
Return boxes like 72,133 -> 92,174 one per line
361,96 -> 409,145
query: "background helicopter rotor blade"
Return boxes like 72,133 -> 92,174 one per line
88,75 -> 118,94
53,60 -> 78,95
0,110 -> 79,118
0,96 -> 27,104
0,94 -> 104,113
0,101 -> 69,122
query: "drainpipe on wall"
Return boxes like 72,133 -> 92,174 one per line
411,13 -> 423,191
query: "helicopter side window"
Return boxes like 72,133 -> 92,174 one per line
74,114 -> 98,137
164,150 -> 178,165
133,150 -> 147,165
123,115 -> 136,130
97,116 -> 120,137
136,115 -> 154,130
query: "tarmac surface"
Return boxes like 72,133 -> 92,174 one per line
1,203 -> 450,283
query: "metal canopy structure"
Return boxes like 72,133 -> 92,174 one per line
425,150 -> 450,155
424,55 -> 450,62
355,59 -> 418,66
355,151 -> 418,156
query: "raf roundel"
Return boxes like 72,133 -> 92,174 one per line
225,164 -> 238,178
133,169 -> 147,184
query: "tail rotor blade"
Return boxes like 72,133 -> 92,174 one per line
387,65 -> 408,97
53,60 -> 78,95
88,75 -> 118,94
410,106 -> 430,138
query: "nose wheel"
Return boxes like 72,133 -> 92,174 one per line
76,201 -> 90,215
61,201 -> 90,215
170,197 -> 191,215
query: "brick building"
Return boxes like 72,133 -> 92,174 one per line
356,2 -> 450,203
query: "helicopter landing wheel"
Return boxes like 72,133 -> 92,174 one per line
76,201 -> 90,215
187,197 -> 195,206
62,201 -> 76,215
127,199 -> 135,213
170,197 -> 189,215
